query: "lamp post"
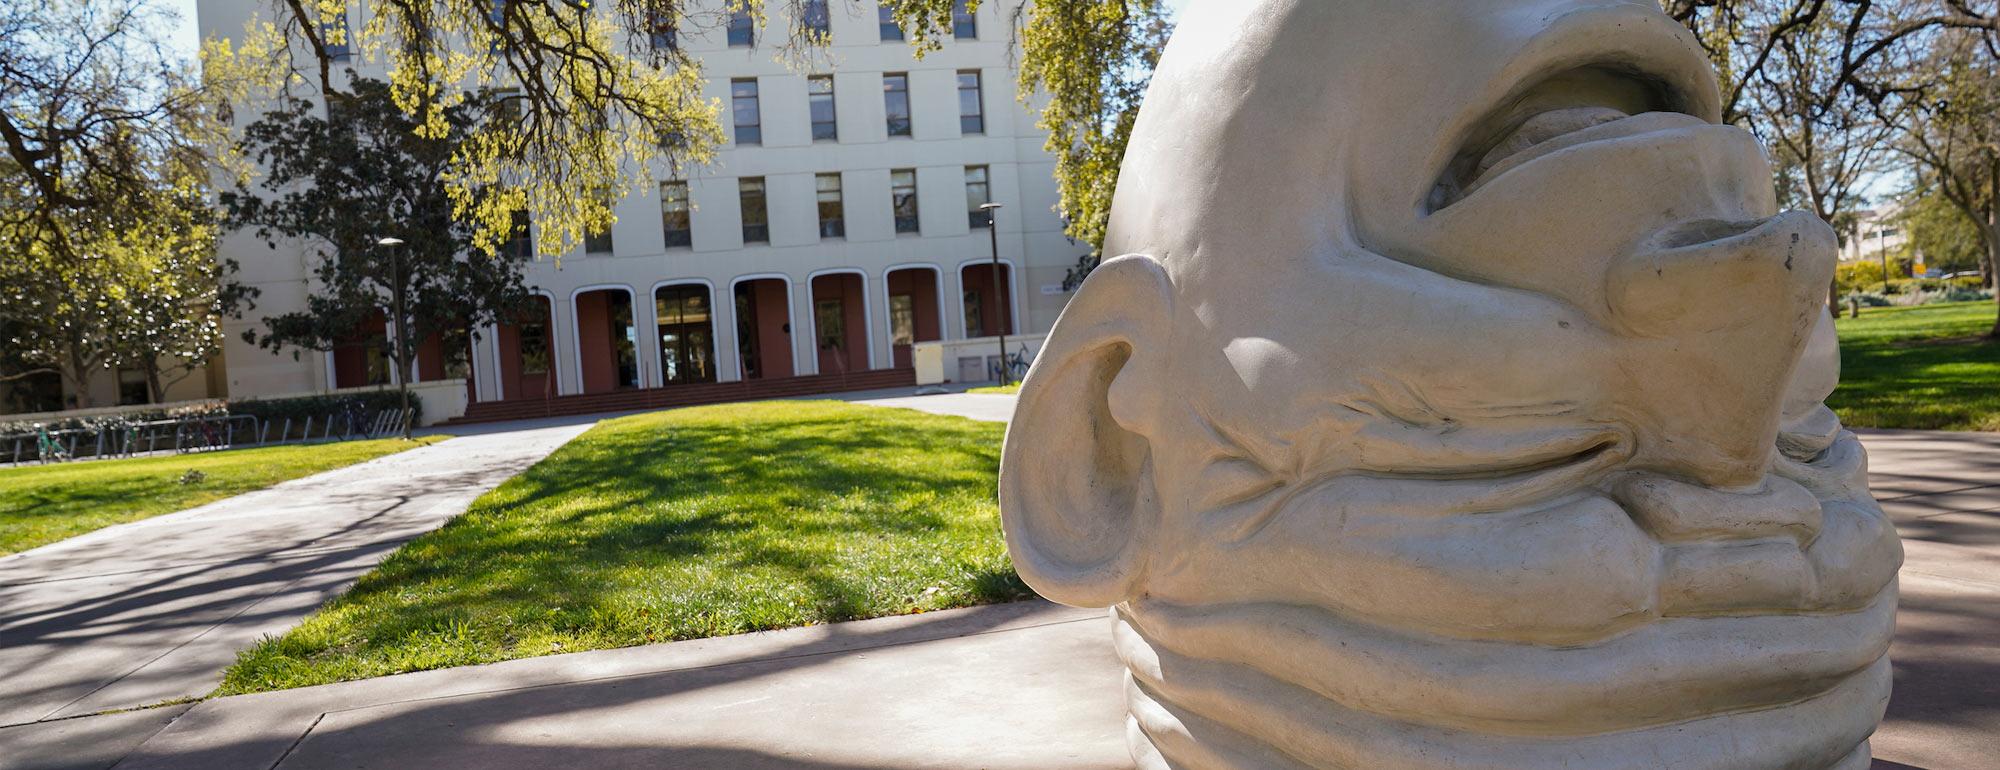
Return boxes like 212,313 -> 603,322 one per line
1878,225 -> 1891,295
377,236 -> 411,440
980,202 -> 1008,386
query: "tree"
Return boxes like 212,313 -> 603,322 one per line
222,77 -> 534,431
1897,27 -> 2000,335
1,0 -> 253,408
1899,180 -> 1991,278
1,0 -> 245,265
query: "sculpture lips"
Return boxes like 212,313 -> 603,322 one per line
1431,62 -> 1709,211
1462,111 -> 1709,199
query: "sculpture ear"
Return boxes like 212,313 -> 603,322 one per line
999,254 -> 1173,608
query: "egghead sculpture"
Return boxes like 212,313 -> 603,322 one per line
997,1 -> 1903,768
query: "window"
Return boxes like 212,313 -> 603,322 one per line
732,79 -> 761,145
117,367 -> 150,406
952,0 -> 976,39
957,70 -> 985,134
647,8 -> 678,50
660,181 -> 692,248
891,169 -> 920,234
727,5 -> 755,47
816,299 -> 846,351
321,1 -> 352,60
490,90 -> 526,158
656,285 -> 716,385
740,177 -> 769,243
585,192 -> 614,254
519,301 -> 551,375
816,173 -> 845,238
585,226 -> 614,255
965,165 -> 992,228
890,295 -> 916,346
962,291 -> 984,338
800,0 -> 830,37
878,4 -> 903,41
808,75 -> 838,141
883,74 -> 911,137
503,210 -> 533,259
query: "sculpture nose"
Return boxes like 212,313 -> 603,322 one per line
1606,211 -> 1839,489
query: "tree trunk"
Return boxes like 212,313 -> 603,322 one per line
144,357 -> 165,405
63,342 -> 94,410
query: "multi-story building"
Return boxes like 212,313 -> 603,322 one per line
188,0 -> 1084,415
1841,207 -> 1908,265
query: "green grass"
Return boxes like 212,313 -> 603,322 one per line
217,401 -> 1032,694
0,437 -> 444,555
1830,301 -> 2000,432
965,383 -> 1021,395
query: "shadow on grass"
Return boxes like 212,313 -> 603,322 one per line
221,402 -> 1036,693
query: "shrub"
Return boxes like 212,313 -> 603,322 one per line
1845,292 -> 1892,308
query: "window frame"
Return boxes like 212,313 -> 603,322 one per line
731,78 -> 762,146
957,70 -> 985,135
878,4 -> 904,41
951,0 -> 977,39
739,177 -> 770,244
891,168 -> 920,235
883,73 -> 912,137
808,75 -> 838,141
816,173 -> 846,239
727,6 -> 756,47
660,181 -> 693,249
800,0 -> 831,37
964,165 -> 992,229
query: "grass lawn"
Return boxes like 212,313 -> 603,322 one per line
217,401 -> 1031,694
0,437 -> 446,556
966,383 -> 1022,395
1831,301 -> 2000,432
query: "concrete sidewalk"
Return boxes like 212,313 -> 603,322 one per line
5,416 -> 1994,769
853,391 -> 1018,423
0,421 -> 593,750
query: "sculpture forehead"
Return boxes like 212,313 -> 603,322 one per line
1106,0 -> 1714,275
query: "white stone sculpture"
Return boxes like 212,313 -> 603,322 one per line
997,1 -> 1903,768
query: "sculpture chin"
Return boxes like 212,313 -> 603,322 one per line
1106,427 -> 1898,770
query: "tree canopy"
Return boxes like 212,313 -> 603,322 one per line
222,77 -> 535,373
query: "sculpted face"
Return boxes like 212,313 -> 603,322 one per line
998,1 -> 1902,768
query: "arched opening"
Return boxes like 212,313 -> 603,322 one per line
733,277 -> 794,380
416,322 -> 478,403
655,284 -> 718,386
885,266 -> 942,369
332,310 -> 390,389
960,262 -> 1014,338
810,272 -> 870,375
496,296 -> 557,400
575,288 -> 639,394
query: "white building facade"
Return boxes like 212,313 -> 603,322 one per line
198,0 -> 1086,408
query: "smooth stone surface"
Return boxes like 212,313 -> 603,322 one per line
999,1 -> 1896,766
0,421 -> 593,726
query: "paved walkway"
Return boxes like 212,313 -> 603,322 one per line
0,420 -> 594,763
852,391 -> 1018,423
4,397 -> 1994,769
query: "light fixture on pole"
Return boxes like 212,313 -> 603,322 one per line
376,237 -> 412,439
979,202 -> 1009,387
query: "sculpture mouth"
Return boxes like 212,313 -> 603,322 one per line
1429,65 -> 1707,210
